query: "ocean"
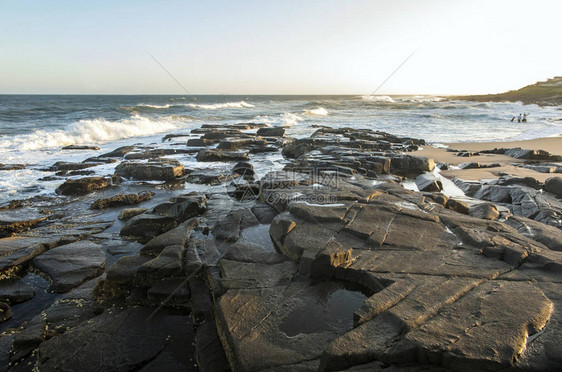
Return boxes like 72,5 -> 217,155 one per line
1,94 -> 561,202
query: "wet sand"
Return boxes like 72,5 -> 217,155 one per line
415,136 -> 562,182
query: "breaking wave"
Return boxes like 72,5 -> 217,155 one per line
0,114 -> 192,151
360,95 -> 395,103
127,101 -> 255,110
303,107 -> 329,116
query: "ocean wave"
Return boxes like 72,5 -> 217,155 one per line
360,95 -> 395,103
186,101 -> 255,109
252,112 -> 303,126
303,107 -> 329,116
406,96 -> 444,103
0,114 -> 191,151
126,101 -> 255,111
281,113 -> 303,126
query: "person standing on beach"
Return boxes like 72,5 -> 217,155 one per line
518,114 -> 522,123
522,113 -> 528,122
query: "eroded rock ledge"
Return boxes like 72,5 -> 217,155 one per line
0,123 -> 561,371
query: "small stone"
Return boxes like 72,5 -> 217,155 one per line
118,208 -> 148,221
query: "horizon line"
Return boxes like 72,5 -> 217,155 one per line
0,92 -> 483,96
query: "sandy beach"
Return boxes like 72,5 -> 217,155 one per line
415,136 -> 562,182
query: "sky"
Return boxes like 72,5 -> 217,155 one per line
1,0 -> 561,95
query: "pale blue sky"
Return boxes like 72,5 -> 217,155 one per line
1,0 -> 560,94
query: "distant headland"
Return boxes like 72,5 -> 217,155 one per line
454,76 -> 562,106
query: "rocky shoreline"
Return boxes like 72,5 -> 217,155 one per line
0,122 -> 561,371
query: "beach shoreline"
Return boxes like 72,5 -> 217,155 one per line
415,135 -> 562,182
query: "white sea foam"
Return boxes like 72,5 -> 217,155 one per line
303,107 -> 329,116
360,95 -> 395,103
135,103 -> 173,109
281,113 -> 303,126
0,114 -> 191,151
186,101 -> 255,109
126,101 -> 255,111
408,96 -> 444,103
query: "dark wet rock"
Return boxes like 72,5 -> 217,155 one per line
544,176 -> 562,198
456,151 -> 480,157
251,203 -> 279,223
0,164 -> 25,171
469,203 -> 500,220
389,155 -> 435,175
91,191 -> 154,209
224,241 -> 287,264
120,194 -> 206,242
473,184 -> 512,203
195,320 -> 230,372
458,162 -> 501,169
55,177 -> 110,195
99,255 -> 151,299
445,198 -> 470,214
282,141 -> 317,159
44,277 -> 101,334
0,199 -> 24,211
452,178 -> 482,197
187,169 -> 238,185
82,156 -> 119,164
99,145 -> 136,158
32,240 -> 106,292
147,277 -> 191,306
162,133 -> 190,142
188,276 -> 214,323
115,159 -> 185,181
523,164 -> 559,173
0,302 -> 11,323
196,149 -> 249,162
62,145 -> 100,150
140,218 -> 199,257
0,210 -> 48,238
51,161 -> 99,171
120,214 -> 178,242
233,161 -> 254,176
0,279 -> 35,304
257,127 -> 285,137
217,138 -> 257,150
423,192 -> 449,207
415,173 -> 442,192
186,138 -> 218,147
11,315 -> 45,361
124,148 -> 196,160
436,162 -> 449,170
503,148 -> 562,161
0,238 -> 51,276
505,215 -> 562,251
56,169 -> 96,177
233,183 -> 260,200
137,244 -> 185,281
499,175 -> 543,189
117,207 -> 147,221
213,209 -> 259,242
37,307 -> 197,371
201,129 -> 245,140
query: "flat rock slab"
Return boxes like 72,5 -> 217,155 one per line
55,177 -> 110,195
38,307 -> 197,371
0,210 -> 48,238
0,279 -> 35,304
265,186 -> 561,370
216,281 -> 360,371
32,241 -> 106,292
91,191 -> 154,209
196,149 -> 249,162
115,160 -> 184,181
